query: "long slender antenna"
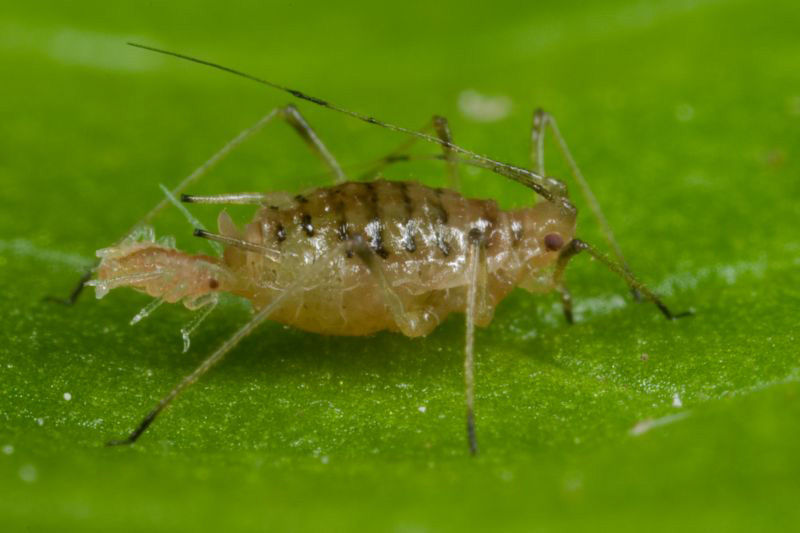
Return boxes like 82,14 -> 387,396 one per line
126,42 -> 562,203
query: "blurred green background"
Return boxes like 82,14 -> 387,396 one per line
1,0 -> 799,531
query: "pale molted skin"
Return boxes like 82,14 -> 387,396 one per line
94,180 -> 576,337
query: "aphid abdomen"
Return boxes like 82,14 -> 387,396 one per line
220,180 -> 552,337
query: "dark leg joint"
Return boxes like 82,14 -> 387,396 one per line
348,235 -> 374,267
563,239 -> 693,322
468,228 -> 486,246
657,302 -> 694,321
559,285 -> 574,325
466,408 -> 478,456
43,268 -> 94,306
105,409 -> 159,447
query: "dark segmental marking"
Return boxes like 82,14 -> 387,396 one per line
292,193 -> 314,237
288,89 -> 328,107
275,223 -> 287,242
329,187 -> 353,257
374,241 -> 389,258
432,187 -> 450,257
338,221 -> 349,241
330,186 -> 349,241
365,182 -> 389,259
511,220 -> 523,246
480,200 -> 498,248
398,182 -> 417,253
300,213 -> 314,236
468,227 -> 484,244
385,154 -> 410,164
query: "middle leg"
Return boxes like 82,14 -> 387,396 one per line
463,229 -> 488,455
351,230 -> 488,455
359,115 -> 462,190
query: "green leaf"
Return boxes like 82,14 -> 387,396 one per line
2,0 -> 799,530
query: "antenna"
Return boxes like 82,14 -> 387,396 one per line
126,42 -> 561,203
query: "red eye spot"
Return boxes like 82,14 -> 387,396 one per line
544,233 -> 564,251
208,278 -> 219,289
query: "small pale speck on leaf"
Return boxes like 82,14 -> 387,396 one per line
19,464 -> 37,483
675,103 -> 695,122
458,89 -> 512,122
672,393 -> 683,408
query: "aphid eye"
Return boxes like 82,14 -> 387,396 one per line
208,278 -> 219,289
544,233 -> 564,252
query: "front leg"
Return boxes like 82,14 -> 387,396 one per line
531,108 -> 641,301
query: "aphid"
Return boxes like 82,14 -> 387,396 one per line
57,43 -> 690,454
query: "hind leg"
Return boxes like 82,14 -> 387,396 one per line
135,104 -> 345,229
50,105 -> 345,305
351,229 -> 487,455
45,109 -> 277,305
106,239 -> 350,446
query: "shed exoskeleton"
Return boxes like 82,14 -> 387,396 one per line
64,44 -> 689,454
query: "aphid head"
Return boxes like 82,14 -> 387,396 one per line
88,227 -> 234,308
513,199 -> 577,292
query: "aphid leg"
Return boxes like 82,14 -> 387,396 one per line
106,302 -> 271,446
556,285 -> 575,325
53,103 -> 345,304
106,243 -> 342,446
130,297 -> 165,326
47,109 -> 281,306
359,116 -> 461,190
279,104 -> 347,184
464,229 -> 488,455
432,116 -> 461,190
159,184 -> 223,256
43,269 -> 94,306
180,193 -> 270,205
350,230 -> 485,454
529,111 -> 574,321
138,103 -> 345,229
554,238 -> 692,321
180,294 -> 219,353
531,109 -> 642,300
